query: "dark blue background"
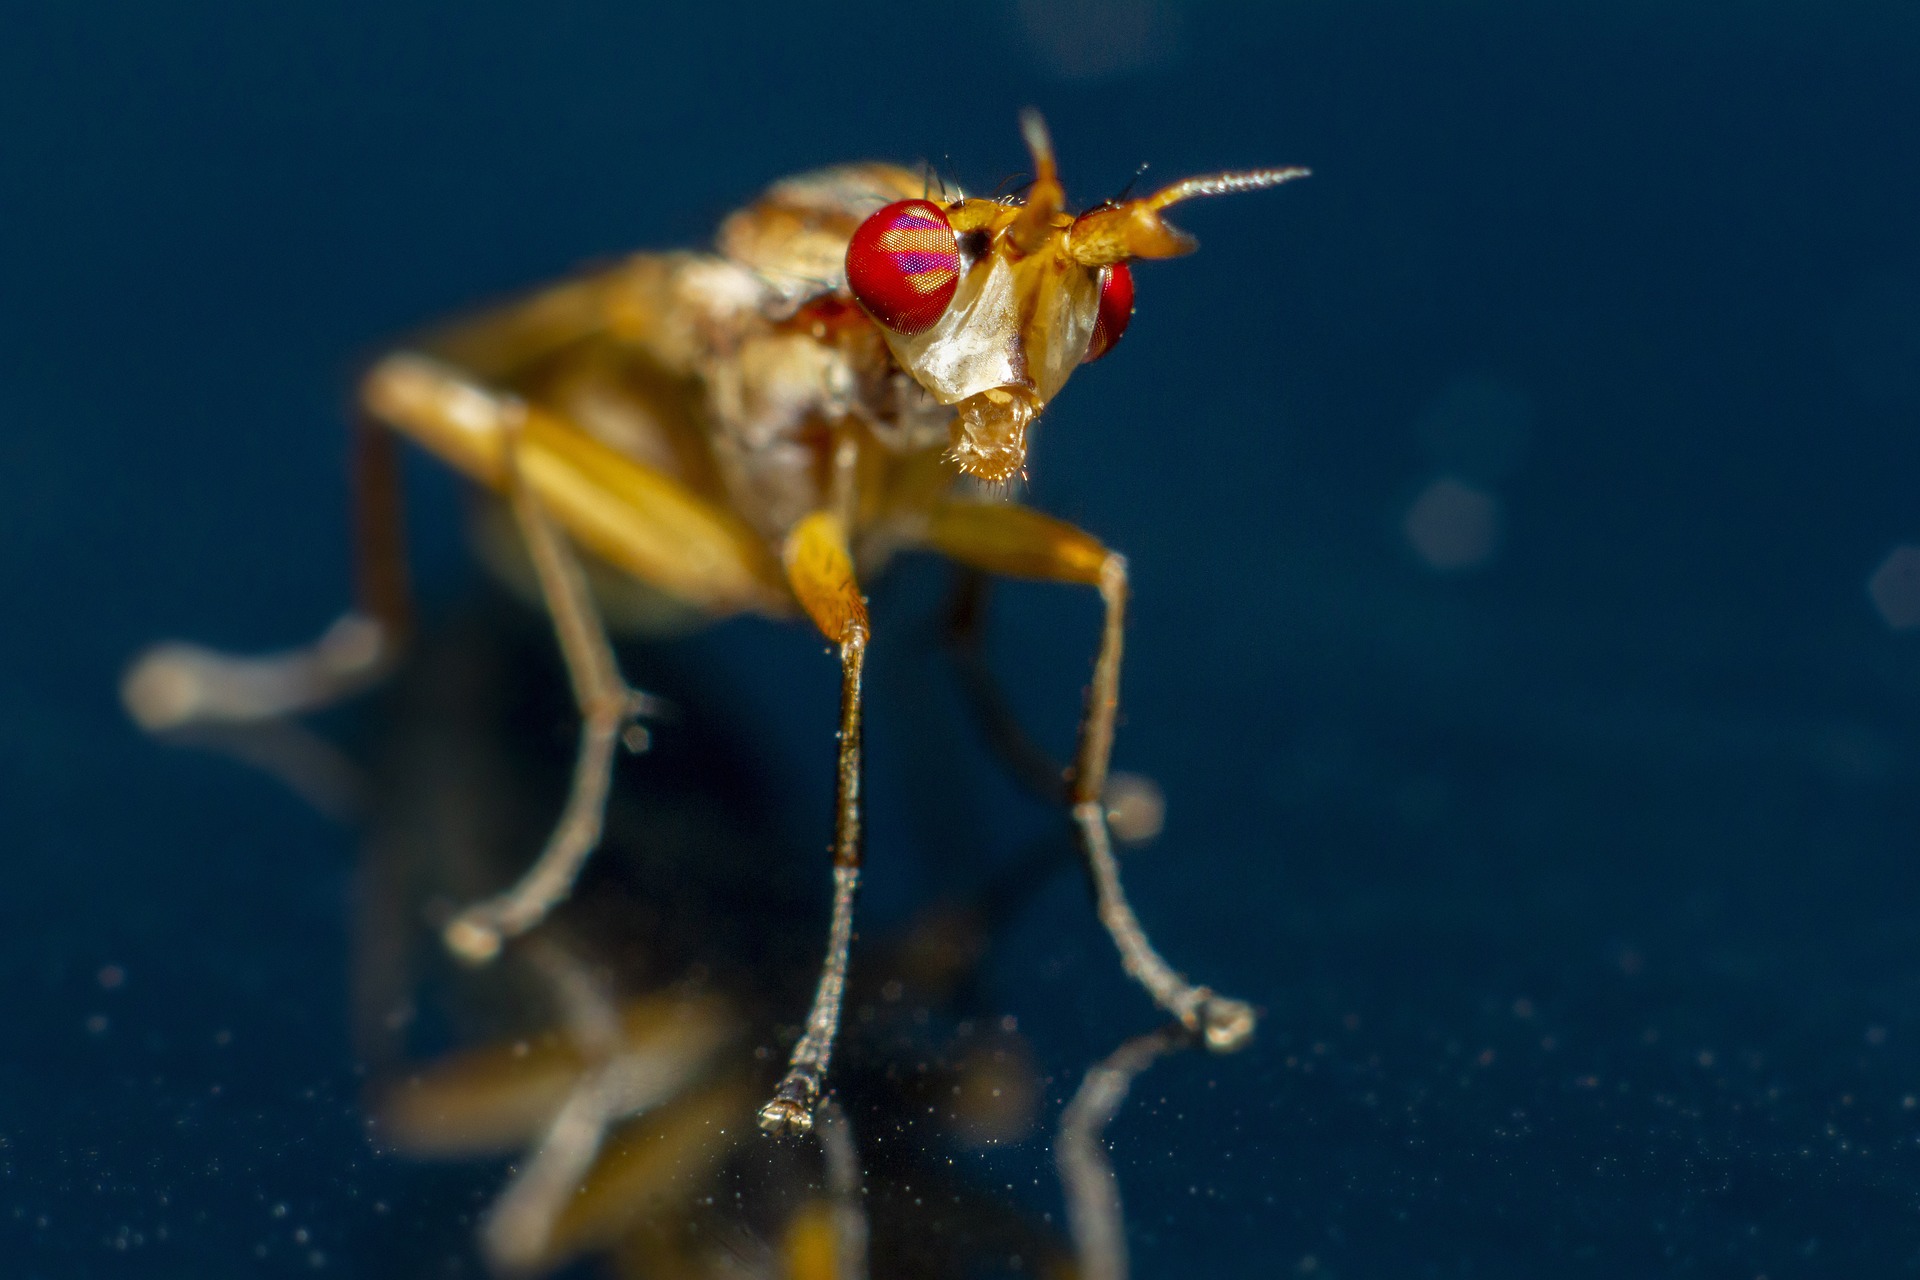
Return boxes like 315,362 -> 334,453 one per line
6,2 -> 1920,1275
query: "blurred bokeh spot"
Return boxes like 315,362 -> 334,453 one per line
1405,477 -> 1500,572
1011,0 -> 1184,81
1868,544 -> 1920,629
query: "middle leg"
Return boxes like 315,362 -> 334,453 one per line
440,426 -> 659,964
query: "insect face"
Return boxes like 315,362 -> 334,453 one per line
845,112 -> 1309,485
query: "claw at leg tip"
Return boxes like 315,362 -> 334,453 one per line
1201,996 -> 1256,1052
756,1098 -> 815,1138
120,648 -> 206,732
444,915 -> 503,966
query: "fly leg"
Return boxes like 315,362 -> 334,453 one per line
344,353 -> 788,961
944,569 -> 1166,846
759,511 -> 869,1137
924,500 -> 1256,1052
440,408 -> 657,964
123,414 -> 408,733
120,414 -> 411,809
118,259 -> 683,743
942,568 -> 1069,805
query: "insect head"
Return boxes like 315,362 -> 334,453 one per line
844,111 -> 1308,484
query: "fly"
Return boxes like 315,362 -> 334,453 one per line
122,111 -> 1308,1137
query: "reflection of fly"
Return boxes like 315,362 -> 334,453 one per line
124,111 -> 1307,1136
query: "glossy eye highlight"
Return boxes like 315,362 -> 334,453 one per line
845,200 -> 962,335
1083,261 -> 1134,363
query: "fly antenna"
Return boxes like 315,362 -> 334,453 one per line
1020,109 -> 1058,183
1112,161 -> 1151,205
1145,166 -> 1311,211
1009,109 -> 1066,251
1065,161 -> 1306,264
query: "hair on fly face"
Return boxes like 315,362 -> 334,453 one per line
1110,160 -> 1153,205
917,159 -> 960,204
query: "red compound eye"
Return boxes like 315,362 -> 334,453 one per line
1083,262 -> 1135,363
845,199 -> 962,335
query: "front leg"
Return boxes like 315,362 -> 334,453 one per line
924,501 -> 1255,1052
758,511 -> 870,1137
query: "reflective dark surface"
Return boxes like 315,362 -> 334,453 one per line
7,3 -> 1920,1276
354,597 -> 1079,1278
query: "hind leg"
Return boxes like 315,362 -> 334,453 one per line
123,415 -> 410,734
342,356 -> 779,963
